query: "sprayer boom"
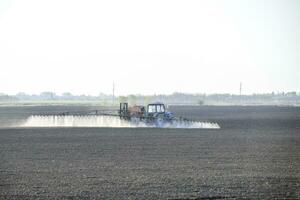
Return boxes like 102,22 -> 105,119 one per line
24,102 -> 220,129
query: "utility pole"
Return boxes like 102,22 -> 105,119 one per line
239,82 -> 242,96
112,81 -> 115,105
239,82 -> 242,104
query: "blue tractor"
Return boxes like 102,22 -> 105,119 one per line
119,102 -> 174,126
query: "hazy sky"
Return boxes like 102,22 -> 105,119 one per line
0,0 -> 299,95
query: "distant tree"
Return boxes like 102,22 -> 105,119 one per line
40,92 -> 56,100
62,92 -> 74,100
197,100 -> 204,106
144,96 -> 153,105
16,92 -> 30,100
118,96 -> 127,103
286,91 -> 296,97
0,95 -> 17,102
128,95 -> 137,105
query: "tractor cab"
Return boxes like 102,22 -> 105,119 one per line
119,102 -> 173,121
146,103 -> 174,122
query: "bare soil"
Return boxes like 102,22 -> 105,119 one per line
0,105 -> 299,199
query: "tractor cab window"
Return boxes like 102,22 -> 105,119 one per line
157,105 -> 161,113
148,105 -> 156,113
161,105 -> 165,112
157,105 -> 165,113
147,104 -> 165,113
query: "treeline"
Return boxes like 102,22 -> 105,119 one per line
6,92 -> 111,101
0,91 -> 300,105
121,92 -> 300,105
